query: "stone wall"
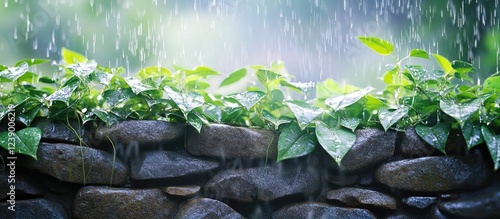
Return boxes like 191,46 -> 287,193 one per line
1,119 -> 499,218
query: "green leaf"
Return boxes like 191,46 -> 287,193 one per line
340,118 -> 361,132
164,86 -> 204,116
220,68 -> 247,87
66,60 -> 97,78
483,76 -> 500,94
0,62 -> 29,81
440,98 -> 481,124
406,65 -> 444,82
62,48 -> 87,64
409,49 -> 430,59
481,125 -> 500,170
325,87 -> 375,111
39,76 -> 57,84
451,60 -> 474,73
227,91 -> 266,110
137,66 -> 171,80
124,78 -> 156,94
185,66 -> 219,77
92,109 -> 121,126
286,100 -> 323,130
262,110 -> 292,130
47,83 -> 79,104
433,54 -> 454,74
378,107 -> 409,131
315,122 -> 356,165
461,120 -> 484,149
187,112 -> 205,133
0,127 -> 41,160
356,36 -> 394,55
256,69 -> 283,88
277,122 -> 317,162
102,88 -> 135,107
15,58 -> 50,67
185,80 -> 211,91
415,123 -> 451,154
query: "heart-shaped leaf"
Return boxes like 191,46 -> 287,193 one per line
286,100 -> 323,130
315,122 -> 356,165
379,107 -> 409,131
415,123 -> 451,154
481,126 -> 500,171
0,62 -> 29,82
62,48 -> 87,64
0,127 -> 41,160
409,49 -> 429,59
164,86 -> 204,117
356,36 -> 394,55
461,120 -> 484,149
433,53 -> 454,74
452,60 -> 474,73
440,98 -> 481,125
227,91 -> 266,110
483,76 -> 500,94
340,117 -> 361,132
325,87 -> 374,111
277,122 -> 317,162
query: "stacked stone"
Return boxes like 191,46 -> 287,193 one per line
0,119 -> 499,218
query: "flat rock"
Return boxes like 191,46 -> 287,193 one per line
375,155 -> 491,192
339,128 -> 397,172
439,186 -> 500,218
94,120 -> 185,148
204,163 -> 320,202
175,198 -> 244,219
0,198 -> 69,218
402,196 -> 437,209
272,202 -> 376,219
186,124 -> 278,160
32,118 -> 91,146
326,187 -> 397,210
73,186 -> 176,219
21,142 -> 128,185
163,185 -> 200,197
130,151 -> 219,184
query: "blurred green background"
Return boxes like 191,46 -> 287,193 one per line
0,0 -> 498,90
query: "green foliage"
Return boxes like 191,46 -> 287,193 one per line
0,127 -> 41,159
2,39 -> 500,170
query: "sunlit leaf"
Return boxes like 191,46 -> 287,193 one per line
409,49 -> 429,59
0,127 -> 41,160
164,86 -> 204,116
440,98 -> 481,125
379,107 -> 409,131
15,58 -> 50,67
124,78 -> 156,94
483,75 -> 500,94
185,66 -> 219,77
47,83 -> 79,104
219,68 -> 247,87
415,123 -> 451,154
102,88 -> 135,107
227,91 -> 266,110
315,121 -> 356,165
62,48 -> 87,64
356,36 -> 394,55
433,53 -> 454,74
0,62 -> 29,81
277,122 -> 317,162
340,117 -> 361,132
451,60 -> 474,73
256,69 -> 283,88
66,60 -> 97,78
325,86 -> 375,111
481,125 -> 500,170
286,100 -> 323,130
461,120 -> 484,149
137,66 -> 171,80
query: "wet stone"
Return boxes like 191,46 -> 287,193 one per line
375,155 -> 491,192
94,120 -> 185,148
163,185 -> 200,198
439,186 -> 500,218
272,202 -> 376,219
204,162 -> 320,202
326,187 -> 397,210
176,198 -> 244,219
0,198 -> 69,218
402,196 -> 438,209
339,128 -> 397,172
329,174 -> 359,186
73,186 -> 176,219
0,173 -> 45,199
32,118 -> 90,146
130,151 -> 219,185
21,142 -> 128,185
399,127 -> 436,158
186,124 -> 278,160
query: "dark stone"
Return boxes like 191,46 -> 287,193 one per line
399,127 -> 436,158
329,174 -> 358,186
175,198 -> 244,219
0,198 -> 69,218
375,155 -> 491,192
339,128 -> 397,172
326,187 -> 397,210
186,124 -> 278,160
272,202 -> 376,219
130,151 -> 218,185
402,196 -> 438,209
0,173 -> 45,200
21,143 -> 128,185
32,118 -> 91,146
204,162 -> 320,202
439,186 -> 500,218
359,171 -> 374,186
73,186 -> 176,219
94,120 -> 185,148
162,185 -> 200,198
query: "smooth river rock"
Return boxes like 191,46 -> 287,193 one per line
339,128 -> 397,172
272,202 -> 376,219
204,163 -> 320,202
326,187 -> 397,210
73,186 -> 176,219
375,155 -> 490,192
402,196 -> 438,209
186,124 -> 278,160
94,120 -> 185,148
32,118 -> 91,146
130,151 -> 219,184
175,198 -> 244,219
439,186 -> 500,218
21,142 -> 128,185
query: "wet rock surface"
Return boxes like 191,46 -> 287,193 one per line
21,142 -> 129,185
375,155 -> 491,192
438,186 -> 500,218
32,118 -> 90,146
272,202 -> 376,219
339,128 -> 397,172
326,187 -> 397,210
204,162 -> 321,202
163,185 -> 201,198
73,186 -> 176,219
402,196 -> 438,209
186,124 -> 278,160
130,150 -> 219,184
0,198 -> 69,218
175,198 -> 244,219
94,120 -> 185,148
